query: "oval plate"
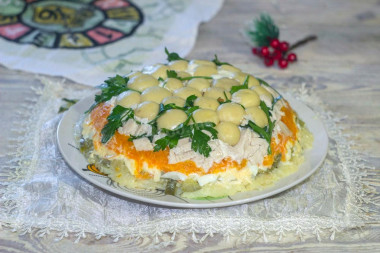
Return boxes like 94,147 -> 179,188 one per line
57,94 -> 328,208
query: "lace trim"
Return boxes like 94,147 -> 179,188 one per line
0,79 -> 378,244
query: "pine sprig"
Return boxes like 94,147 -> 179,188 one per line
246,13 -> 279,47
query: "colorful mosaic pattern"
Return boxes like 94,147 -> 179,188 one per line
0,0 -> 143,49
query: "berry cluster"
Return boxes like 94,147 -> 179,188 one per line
251,39 -> 297,69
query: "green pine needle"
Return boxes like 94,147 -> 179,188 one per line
246,14 -> 279,47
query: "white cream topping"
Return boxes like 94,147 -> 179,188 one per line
187,62 -> 198,75
211,69 -> 235,80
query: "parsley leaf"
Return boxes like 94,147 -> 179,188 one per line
248,120 -> 270,142
185,106 -> 200,116
128,133 -> 147,141
181,76 -> 212,81
259,101 -> 276,136
166,70 -> 179,78
230,75 -> 249,94
165,47 -> 187,62
256,77 -> 269,87
212,54 -> 232,66
191,122 -> 218,157
159,102 -> 184,113
153,135 -> 180,151
166,70 -> 212,81
58,98 -> 78,113
153,122 -> 217,157
184,95 -> 197,107
245,101 -> 277,154
192,129 -> 212,156
217,91 -> 232,104
62,98 -> 78,104
86,75 -> 130,113
101,105 -> 134,143
193,122 -> 218,139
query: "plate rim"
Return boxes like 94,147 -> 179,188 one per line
56,93 -> 328,208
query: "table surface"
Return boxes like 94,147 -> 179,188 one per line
1,0 -> 379,252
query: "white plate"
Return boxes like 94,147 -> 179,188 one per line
57,94 -> 328,208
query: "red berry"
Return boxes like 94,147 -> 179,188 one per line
270,38 -> 280,49
278,58 -> 288,69
279,41 -> 289,52
272,50 -> 282,60
261,46 -> 270,57
251,47 -> 259,55
264,57 -> 274,67
287,53 -> 297,62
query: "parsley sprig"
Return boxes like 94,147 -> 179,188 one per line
154,122 -> 218,157
212,54 -> 232,66
152,95 -> 218,157
101,105 -> 134,143
245,101 -> 276,154
166,70 -> 212,81
58,98 -> 78,113
86,75 -> 132,113
230,75 -> 249,94
165,47 -> 188,62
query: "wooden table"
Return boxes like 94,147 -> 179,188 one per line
1,0 -> 379,251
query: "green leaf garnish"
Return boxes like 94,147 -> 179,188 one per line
244,100 -> 277,154
184,95 -> 197,107
158,103 -> 184,114
217,91 -> 232,104
149,94 -> 216,157
256,77 -> 270,87
248,121 -> 270,142
181,76 -> 212,81
62,98 -> 78,104
154,122 -> 217,157
58,98 -> 78,113
185,106 -> 200,115
101,105 -> 134,143
154,134 -> 180,151
165,47 -> 187,62
166,70 -> 179,79
128,133 -> 148,141
192,130 -> 212,157
230,75 -> 249,94
166,70 -> 212,81
212,54 -> 231,66
86,75 -> 130,113
260,101 -> 276,153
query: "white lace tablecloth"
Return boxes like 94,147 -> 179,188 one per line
0,76 -> 377,245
